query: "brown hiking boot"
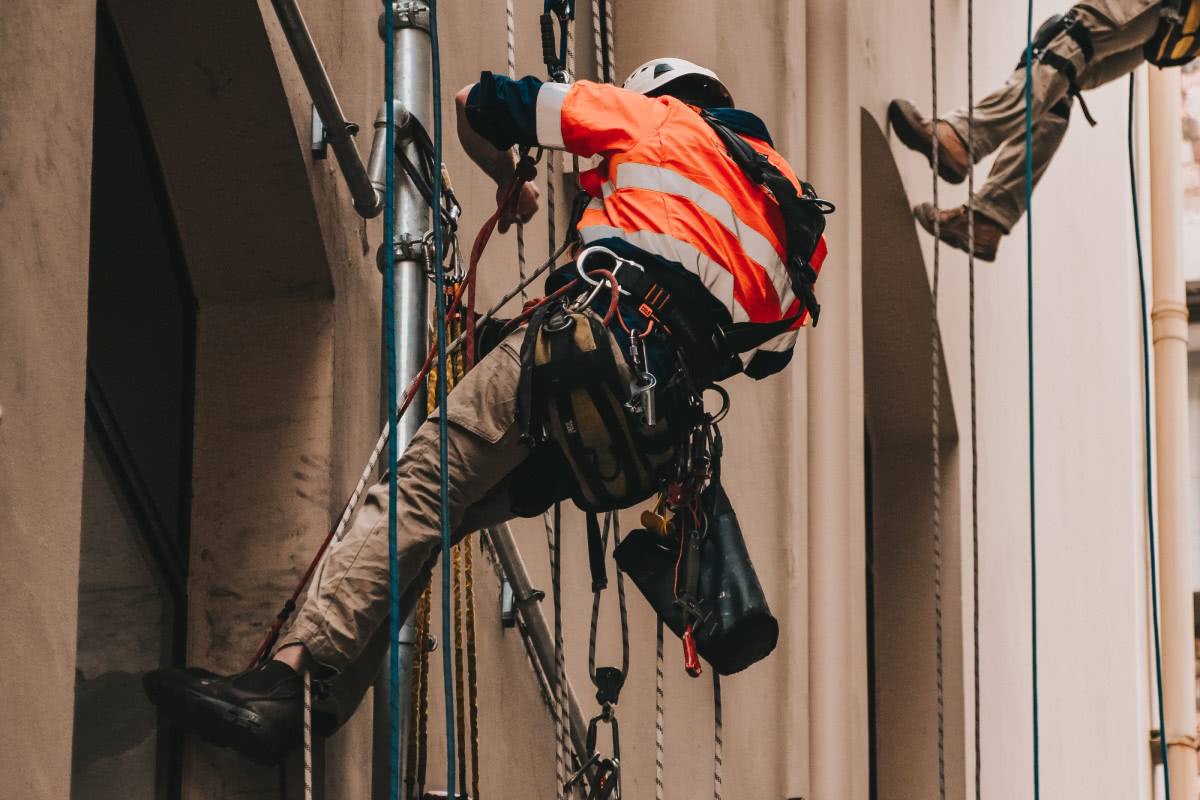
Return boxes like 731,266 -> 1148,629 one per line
888,99 -> 970,185
913,203 -> 1004,262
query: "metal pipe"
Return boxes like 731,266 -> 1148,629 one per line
486,524 -> 590,765
1147,64 -> 1197,800
373,2 -> 432,798
268,0 -> 384,218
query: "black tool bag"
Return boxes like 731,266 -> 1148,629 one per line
613,479 -> 779,675
515,305 -> 678,514
1147,0 -> 1200,67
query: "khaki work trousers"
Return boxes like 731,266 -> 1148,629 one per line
279,330 -> 534,714
943,0 -> 1160,231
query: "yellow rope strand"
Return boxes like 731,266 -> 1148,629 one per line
464,540 -> 481,799
453,544 -> 469,793
415,586 -> 432,791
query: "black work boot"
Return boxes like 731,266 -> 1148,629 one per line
143,660 -> 302,764
888,99 -> 971,185
912,203 -> 1005,262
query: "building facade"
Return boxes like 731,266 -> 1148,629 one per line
0,1 -> 1187,798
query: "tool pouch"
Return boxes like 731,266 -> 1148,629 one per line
613,479 -> 779,674
1146,0 -> 1200,67
513,306 -> 677,514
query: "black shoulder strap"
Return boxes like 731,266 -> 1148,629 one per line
700,111 -> 834,328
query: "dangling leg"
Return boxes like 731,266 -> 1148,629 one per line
144,331 -> 532,763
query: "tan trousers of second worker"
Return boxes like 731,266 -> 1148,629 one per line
942,1 -> 1160,231
278,329 -> 535,720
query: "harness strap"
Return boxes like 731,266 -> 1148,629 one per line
1037,50 -> 1098,126
586,511 -> 608,591
700,111 -> 833,326
1019,11 -> 1098,126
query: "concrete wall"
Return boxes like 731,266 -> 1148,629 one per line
1,0 -> 1168,798
0,2 -> 97,798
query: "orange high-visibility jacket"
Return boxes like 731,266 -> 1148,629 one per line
536,80 -> 826,374
466,72 -> 827,377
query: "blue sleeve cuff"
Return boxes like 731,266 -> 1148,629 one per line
465,71 -> 543,151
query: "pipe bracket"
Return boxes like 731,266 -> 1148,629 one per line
378,1 -> 430,37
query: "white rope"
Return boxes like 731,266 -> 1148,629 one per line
304,671 -> 313,800
929,2 -> 946,798
712,671 -> 723,800
548,507 -> 567,800
591,0 -> 604,79
506,0 -> 528,301
655,618 -> 665,800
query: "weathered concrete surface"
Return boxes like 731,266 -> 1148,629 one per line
0,2 -> 97,798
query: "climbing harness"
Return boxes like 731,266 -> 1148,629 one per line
1017,12 -> 1098,126
1146,0 -> 1200,68
1128,72 -> 1173,799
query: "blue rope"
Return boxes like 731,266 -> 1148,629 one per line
1128,72 -> 1172,799
383,0 -> 401,797
427,2 -> 457,797
1022,5 -> 1039,799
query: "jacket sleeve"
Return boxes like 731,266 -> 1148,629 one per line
464,71 -> 544,150
535,80 -> 671,156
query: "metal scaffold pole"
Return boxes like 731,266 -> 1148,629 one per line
372,2 -> 432,798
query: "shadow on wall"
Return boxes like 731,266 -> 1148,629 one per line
860,107 -> 965,800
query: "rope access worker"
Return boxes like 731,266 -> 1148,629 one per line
144,57 -> 830,764
889,0 -> 1194,261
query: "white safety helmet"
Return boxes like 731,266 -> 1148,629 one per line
622,57 -> 733,106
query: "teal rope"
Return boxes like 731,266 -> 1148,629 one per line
383,0 -> 401,797
1022,4 -> 1039,798
1128,73 -> 1172,799
427,2 -> 458,797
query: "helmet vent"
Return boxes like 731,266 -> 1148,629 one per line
653,63 -> 675,78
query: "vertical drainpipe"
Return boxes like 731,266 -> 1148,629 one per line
1147,64 -> 1197,800
372,2 -> 431,797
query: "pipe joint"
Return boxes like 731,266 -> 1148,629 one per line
1152,300 -> 1190,346
378,1 -> 430,38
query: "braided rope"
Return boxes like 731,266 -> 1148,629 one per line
966,1 -> 981,797
304,671 -> 313,800
548,505 -> 567,800
928,2 -> 946,798
452,544 -> 468,793
655,618 -> 665,800
416,587 -> 431,792
712,671 -> 723,800
464,541 -> 481,800
591,0 -> 603,80
506,0 -> 528,302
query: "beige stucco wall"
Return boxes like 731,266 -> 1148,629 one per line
0,2 -> 96,798
0,0 -> 1168,798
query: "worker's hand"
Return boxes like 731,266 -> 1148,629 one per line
497,180 -> 539,234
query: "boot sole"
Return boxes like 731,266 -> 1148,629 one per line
913,207 -> 998,262
888,101 -> 968,185
143,671 -> 296,765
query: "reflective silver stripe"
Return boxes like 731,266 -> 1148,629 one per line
578,225 -> 750,324
606,162 -> 795,311
535,82 -> 569,149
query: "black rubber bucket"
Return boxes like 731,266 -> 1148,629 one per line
614,481 -> 778,675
